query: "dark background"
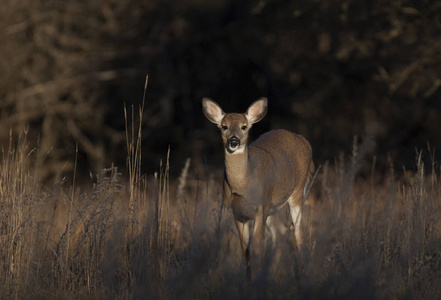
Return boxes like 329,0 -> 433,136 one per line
1,0 -> 440,180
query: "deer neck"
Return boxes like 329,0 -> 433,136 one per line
224,146 -> 250,194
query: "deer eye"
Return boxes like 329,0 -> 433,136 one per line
241,125 -> 247,130
221,125 -> 228,131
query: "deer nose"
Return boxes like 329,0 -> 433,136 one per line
228,136 -> 240,148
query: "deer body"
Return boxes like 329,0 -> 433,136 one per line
226,129 -> 311,219
202,98 -> 313,279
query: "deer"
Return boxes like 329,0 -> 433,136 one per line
202,97 -> 313,279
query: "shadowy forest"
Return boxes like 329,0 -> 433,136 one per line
1,0 -> 441,179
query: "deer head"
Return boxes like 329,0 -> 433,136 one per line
202,98 -> 268,154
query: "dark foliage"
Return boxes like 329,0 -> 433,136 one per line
1,0 -> 440,178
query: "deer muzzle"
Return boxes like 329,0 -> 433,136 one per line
227,136 -> 240,150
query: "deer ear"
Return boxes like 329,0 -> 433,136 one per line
202,98 -> 225,125
246,97 -> 268,124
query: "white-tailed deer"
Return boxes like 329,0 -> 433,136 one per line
202,97 -> 313,279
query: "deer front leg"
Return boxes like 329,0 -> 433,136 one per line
235,219 -> 250,279
249,207 -> 265,280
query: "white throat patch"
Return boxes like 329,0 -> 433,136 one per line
226,144 -> 245,154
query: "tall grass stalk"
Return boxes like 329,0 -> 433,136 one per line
123,75 -> 147,297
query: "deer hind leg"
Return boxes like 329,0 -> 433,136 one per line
265,214 -> 287,275
288,190 -> 303,248
266,215 -> 281,246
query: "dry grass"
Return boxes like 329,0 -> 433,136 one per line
1,116 -> 441,299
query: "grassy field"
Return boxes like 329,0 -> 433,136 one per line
1,122 -> 441,299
